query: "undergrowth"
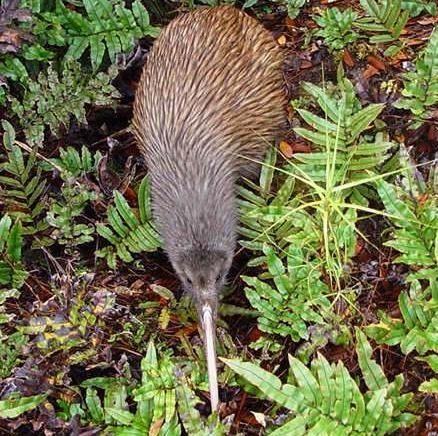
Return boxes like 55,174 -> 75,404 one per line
0,0 -> 437,434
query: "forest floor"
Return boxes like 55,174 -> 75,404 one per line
0,0 -> 437,435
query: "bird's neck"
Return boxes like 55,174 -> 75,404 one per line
150,156 -> 238,254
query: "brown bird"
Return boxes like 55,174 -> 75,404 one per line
133,5 -> 285,411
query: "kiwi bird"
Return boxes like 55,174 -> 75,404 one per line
133,5 -> 285,411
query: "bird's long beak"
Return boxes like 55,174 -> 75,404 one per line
201,303 -> 219,412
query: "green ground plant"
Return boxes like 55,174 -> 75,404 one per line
222,330 -> 416,435
402,0 -> 437,16
394,26 -> 438,126
239,70 -> 393,355
1,1 -> 437,433
0,215 -> 27,291
0,121 -> 48,235
51,145 -> 103,179
2,0 -> 159,80
46,0 -> 160,70
356,0 -> 409,44
0,329 -> 27,379
46,181 -> 98,247
366,159 -> 438,394
57,341 -> 228,435
314,7 -> 359,51
0,394 -> 47,419
9,61 -> 119,145
97,176 -> 162,268
45,145 -> 103,247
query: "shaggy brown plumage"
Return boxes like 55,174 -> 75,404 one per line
133,5 -> 285,409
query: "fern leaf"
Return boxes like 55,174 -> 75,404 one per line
356,329 -> 387,391
57,0 -> 160,70
0,216 -> 12,252
242,244 -> 330,344
367,177 -> 438,357
9,60 -> 119,145
0,121 -> 48,235
222,334 -> 415,434
0,214 -> 28,290
356,0 -> 409,42
96,176 -> 161,268
293,79 -> 391,185
394,27 -> 438,124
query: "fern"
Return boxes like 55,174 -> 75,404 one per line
54,0 -> 160,71
402,0 -> 437,17
50,145 -> 102,179
285,0 -> 309,18
0,329 -> 27,379
356,0 -> 409,44
62,341 -> 228,434
366,178 -> 438,356
0,393 -> 47,419
46,179 -> 98,247
394,27 -> 438,126
314,7 -> 359,51
222,329 -> 416,435
0,121 -> 48,235
42,145 -> 103,246
292,76 -> 392,185
418,355 -> 438,393
242,244 -> 331,343
96,176 -> 161,269
9,60 -> 119,145
239,73 -> 399,357
1,0 -> 158,98
238,148 -> 297,256
366,276 -> 438,355
0,215 -> 28,291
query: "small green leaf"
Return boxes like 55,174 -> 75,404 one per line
0,394 -> 47,419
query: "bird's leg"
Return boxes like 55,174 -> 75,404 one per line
201,303 -> 219,412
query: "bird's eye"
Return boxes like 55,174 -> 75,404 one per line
186,277 -> 193,286
215,273 -> 223,283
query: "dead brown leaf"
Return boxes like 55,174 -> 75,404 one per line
367,55 -> 386,71
279,140 -> 293,158
363,65 -> 380,80
343,49 -> 355,68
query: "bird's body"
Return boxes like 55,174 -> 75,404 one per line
133,5 -> 285,410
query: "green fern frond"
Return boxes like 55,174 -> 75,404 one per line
402,0 -> 437,16
367,276 -> 438,355
41,145 -> 102,247
314,7 -> 359,51
0,121 -> 48,235
0,394 -> 48,420
394,27 -> 438,125
293,77 -> 392,185
418,355 -> 438,393
356,0 -> 409,43
96,176 -> 161,269
366,178 -> 438,356
0,215 -> 28,290
242,244 -> 331,344
222,329 -> 416,435
78,341 -> 228,434
9,60 -> 119,145
238,148 -> 299,256
56,0 -> 160,70
47,180 -> 99,247
284,0 -> 309,19
51,145 -> 102,180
